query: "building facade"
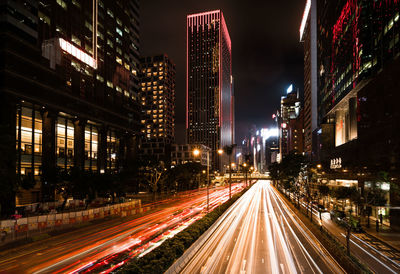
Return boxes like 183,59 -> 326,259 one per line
316,0 -> 400,227
171,144 -> 211,168
300,0 -> 319,161
278,85 -> 302,158
0,0 -> 141,212
139,54 -> 175,163
186,10 -> 234,171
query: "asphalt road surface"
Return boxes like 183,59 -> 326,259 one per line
181,180 -> 344,274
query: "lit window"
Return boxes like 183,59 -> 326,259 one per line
56,0 -> 67,10
124,63 -> 130,70
71,0 -> 80,8
96,75 -> 104,82
147,73 -> 151,77
116,37 -> 122,45
116,86 -> 122,93
38,11 -> 51,25
85,21 -> 92,31
107,81 -> 113,88
107,9 -> 114,18
116,27 -> 123,36
107,39 -> 113,48
116,56 -> 122,65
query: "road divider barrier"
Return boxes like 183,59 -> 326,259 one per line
0,199 -> 142,244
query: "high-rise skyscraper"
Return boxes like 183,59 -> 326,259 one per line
186,10 -> 233,170
0,0 -> 141,211
278,85 -> 301,158
300,0 -> 318,160
139,54 -> 176,163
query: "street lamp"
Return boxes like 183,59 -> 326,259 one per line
193,148 -> 210,212
243,162 -> 248,187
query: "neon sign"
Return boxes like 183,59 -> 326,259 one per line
59,38 -> 97,69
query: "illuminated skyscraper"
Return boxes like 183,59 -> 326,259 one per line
139,54 -> 176,162
300,0 -> 318,160
186,10 -> 233,170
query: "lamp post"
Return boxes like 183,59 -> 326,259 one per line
243,162 -> 248,187
193,148 -> 210,212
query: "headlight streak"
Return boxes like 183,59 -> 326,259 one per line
350,234 -> 400,269
340,233 -> 399,274
267,185 -> 321,274
269,185 -> 343,274
263,182 -> 298,274
261,183 -> 281,274
31,184 -> 244,274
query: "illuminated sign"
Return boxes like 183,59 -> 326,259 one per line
287,84 -> 293,94
330,158 -> 342,169
59,38 -> 97,69
261,128 -> 279,140
299,0 -> 311,41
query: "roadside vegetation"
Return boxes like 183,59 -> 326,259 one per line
118,188 -> 248,273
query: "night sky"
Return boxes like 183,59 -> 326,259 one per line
140,0 -> 306,143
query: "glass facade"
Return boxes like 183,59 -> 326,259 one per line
56,118 -> 74,169
16,106 -> 42,179
84,124 -> 98,171
107,130 -> 117,170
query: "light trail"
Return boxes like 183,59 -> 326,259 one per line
179,181 -> 343,274
0,183 -> 245,274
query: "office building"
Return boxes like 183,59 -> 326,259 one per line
278,85 -> 301,158
0,0 -> 141,211
317,0 -> 400,227
186,10 -> 234,171
139,54 -> 176,163
300,0 -> 318,160
171,144 -> 211,168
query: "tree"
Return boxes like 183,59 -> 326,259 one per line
223,144 -> 237,198
279,151 -> 307,208
269,162 -> 280,187
318,184 -> 330,208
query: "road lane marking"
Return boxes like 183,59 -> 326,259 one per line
340,233 -> 398,273
280,263 -> 285,274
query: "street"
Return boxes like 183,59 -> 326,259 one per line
180,180 -> 344,274
0,184 -> 244,273
299,199 -> 400,274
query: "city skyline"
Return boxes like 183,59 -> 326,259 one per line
140,0 -> 305,143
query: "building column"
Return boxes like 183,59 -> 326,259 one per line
73,119 -> 86,170
0,94 -> 17,216
97,126 -> 107,173
349,97 -> 358,140
41,110 -> 57,201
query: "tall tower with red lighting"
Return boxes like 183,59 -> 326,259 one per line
186,10 -> 233,171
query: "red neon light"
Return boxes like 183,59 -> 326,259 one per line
186,16 -> 189,129
187,10 -> 220,20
